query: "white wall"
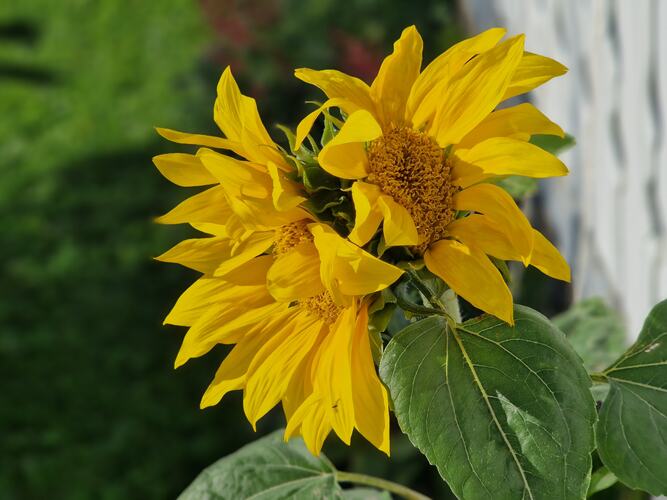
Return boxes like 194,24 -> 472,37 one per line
462,0 -> 667,339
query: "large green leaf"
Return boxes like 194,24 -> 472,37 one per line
596,299 -> 667,495
178,431 -> 392,500
380,306 -> 597,499
178,430 -> 341,499
553,298 -> 626,373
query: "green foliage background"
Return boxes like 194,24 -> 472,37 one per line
0,1 -> 461,498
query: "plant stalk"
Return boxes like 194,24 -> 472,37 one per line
335,471 -> 431,500
589,372 -> 608,384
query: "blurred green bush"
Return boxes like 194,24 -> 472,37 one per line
0,1 -> 461,498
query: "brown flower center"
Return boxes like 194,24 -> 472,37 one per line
367,127 -> 457,253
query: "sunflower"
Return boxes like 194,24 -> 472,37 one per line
294,26 -> 571,324
154,67 -> 403,455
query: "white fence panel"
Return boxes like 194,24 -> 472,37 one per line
462,0 -> 667,339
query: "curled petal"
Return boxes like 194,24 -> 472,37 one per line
318,110 -> 382,179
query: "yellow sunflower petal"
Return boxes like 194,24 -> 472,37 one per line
530,229 -> 571,282
267,161 -> 306,211
155,127 -> 245,156
197,149 -> 272,199
214,67 -> 288,169
155,185 -> 231,225
318,110 -> 382,179
295,68 -> 376,117
454,183 -> 534,261
190,211 -> 248,241
166,279 -> 234,327
448,217 -> 571,282
282,331 -> 322,421
349,181 -> 383,246
200,329 -> 268,408
446,214 -> 518,262
165,256 -> 274,326
294,97 -> 359,150
220,254 -> 275,286
212,231 -> 276,277
453,137 -> 568,180
313,304 -> 357,444
457,103 -> 564,149
284,392 -> 331,456
377,195 -> 419,247
371,25 -> 423,128
503,52 -> 568,101
175,301 -> 285,368
267,242 -> 325,301
152,153 -> 218,187
408,27 -> 506,126
226,195 -> 309,232
156,230 -> 274,276
432,35 -> 525,146
350,303 -> 390,454
156,236 -> 236,275
425,239 -> 513,324
310,223 -> 404,302
243,311 -> 322,427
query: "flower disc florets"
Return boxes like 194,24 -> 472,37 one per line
367,127 -> 458,253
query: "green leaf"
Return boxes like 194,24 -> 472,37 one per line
530,133 -> 575,156
304,190 -> 347,215
380,306 -> 597,500
495,176 -> 538,200
178,430 -> 341,499
586,467 -> 617,497
595,299 -> 667,495
553,298 -> 626,372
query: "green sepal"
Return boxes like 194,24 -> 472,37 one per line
320,113 -> 338,147
303,190 -> 347,214
275,123 -> 298,152
368,289 -> 398,362
301,164 -> 340,192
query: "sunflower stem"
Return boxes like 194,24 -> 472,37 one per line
589,372 -> 608,384
395,295 -> 449,317
406,270 -> 441,308
440,289 -> 462,323
335,471 -> 431,500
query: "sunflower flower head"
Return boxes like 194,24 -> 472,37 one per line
295,25 -> 571,325
154,26 -> 573,458
153,66 -> 404,456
